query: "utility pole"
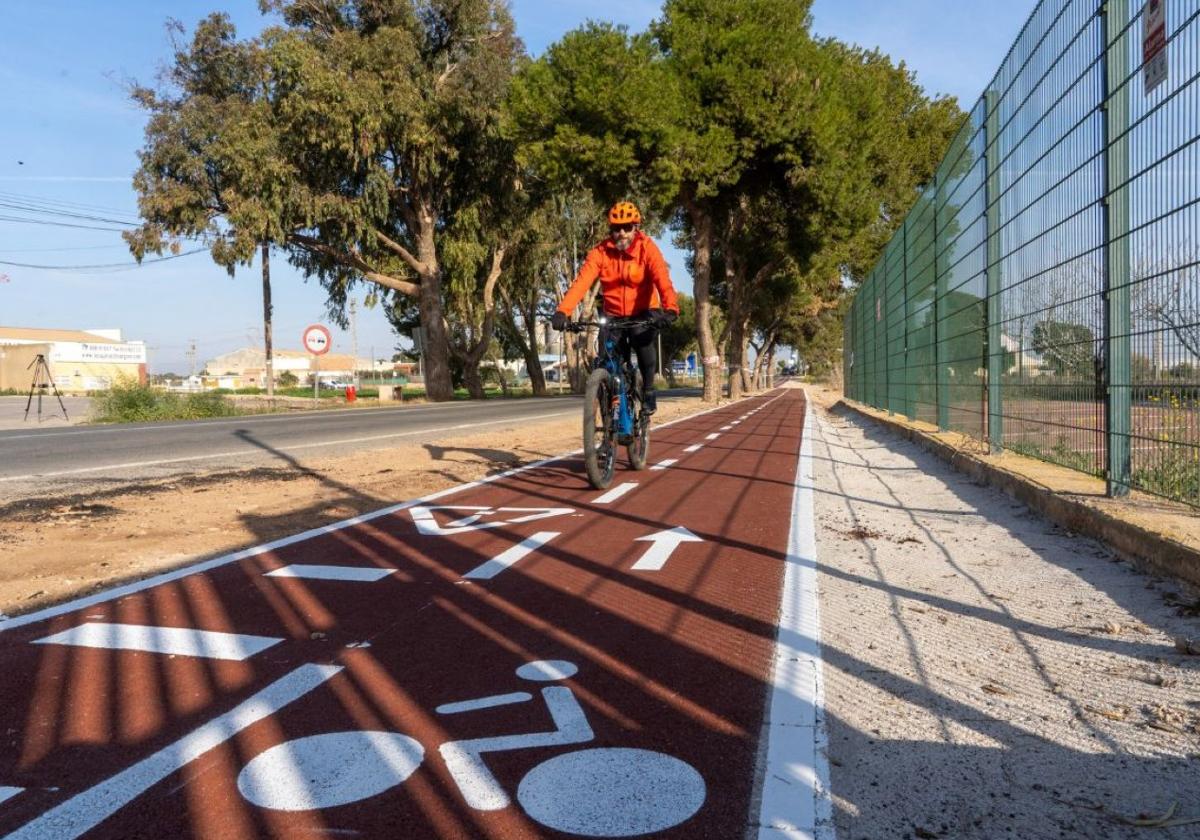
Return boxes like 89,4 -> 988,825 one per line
350,298 -> 360,389
186,339 -> 197,379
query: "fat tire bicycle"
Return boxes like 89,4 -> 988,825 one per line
563,316 -> 658,490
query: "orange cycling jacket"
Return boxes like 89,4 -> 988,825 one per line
556,231 -> 680,318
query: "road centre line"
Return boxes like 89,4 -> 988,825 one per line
591,482 -> 638,504
683,444 -> 704,453
462,532 -> 559,581
721,425 -> 733,431
651,459 -> 678,471
265,565 -> 395,582
705,433 -> 721,440
34,622 -> 283,662
0,412 -> 576,482
0,398 -> 573,443
753,391 -> 832,839
4,664 -> 342,840
0,392 -> 765,634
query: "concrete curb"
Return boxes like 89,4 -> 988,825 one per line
834,398 -> 1200,591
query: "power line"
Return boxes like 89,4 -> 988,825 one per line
0,214 -> 131,233
0,248 -> 208,270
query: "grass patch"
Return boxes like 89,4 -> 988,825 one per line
89,380 -> 242,423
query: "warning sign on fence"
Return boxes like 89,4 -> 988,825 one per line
1143,0 -> 1168,94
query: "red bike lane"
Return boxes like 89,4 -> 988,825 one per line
0,390 -> 808,839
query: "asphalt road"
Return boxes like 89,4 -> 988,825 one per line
0,391 -> 700,501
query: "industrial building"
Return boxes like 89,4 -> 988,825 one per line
0,327 -> 146,393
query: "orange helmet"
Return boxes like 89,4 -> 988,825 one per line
608,201 -> 642,225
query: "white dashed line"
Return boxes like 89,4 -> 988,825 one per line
591,482 -> 638,505
33,623 -> 283,662
265,565 -> 395,582
684,444 -> 703,453
705,433 -> 720,441
462,532 -> 559,581
651,459 -> 678,471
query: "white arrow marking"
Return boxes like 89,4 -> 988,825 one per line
631,527 -> 705,571
463,532 -> 559,580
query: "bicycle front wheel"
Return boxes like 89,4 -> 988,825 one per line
583,369 -> 616,489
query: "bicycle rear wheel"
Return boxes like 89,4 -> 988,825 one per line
583,368 -> 616,489
627,371 -> 650,470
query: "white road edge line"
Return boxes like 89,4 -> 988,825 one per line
0,391 -> 773,634
753,389 -> 833,840
462,532 -> 559,581
4,664 -> 342,840
0,787 -> 23,806
0,412 -> 577,483
591,482 -> 638,504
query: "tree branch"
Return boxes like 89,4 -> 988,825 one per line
288,233 -> 421,297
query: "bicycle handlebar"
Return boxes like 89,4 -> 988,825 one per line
561,316 -> 658,333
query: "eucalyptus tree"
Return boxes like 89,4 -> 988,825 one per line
261,0 -> 522,401
126,14 -> 291,396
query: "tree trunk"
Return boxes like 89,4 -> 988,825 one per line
522,311 -> 547,396
413,204 -> 455,401
728,317 -> 749,401
261,242 -> 274,399
685,196 -> 721,402
452,247 -> 506,401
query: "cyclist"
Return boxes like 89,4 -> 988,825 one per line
551,201 -> 680,414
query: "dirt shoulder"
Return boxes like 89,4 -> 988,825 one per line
0,397 -> 710,618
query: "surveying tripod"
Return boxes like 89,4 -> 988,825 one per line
24,354 -> 69,422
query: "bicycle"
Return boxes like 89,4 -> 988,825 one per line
563,316 -> 658,490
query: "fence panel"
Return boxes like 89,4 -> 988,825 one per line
842,0 -> 1200,507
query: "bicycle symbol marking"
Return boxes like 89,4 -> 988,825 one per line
236,660 -> 706,837
409,506 -> 575,536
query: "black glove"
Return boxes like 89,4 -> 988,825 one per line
551,311 -> 568,331
650,308 -> 677,327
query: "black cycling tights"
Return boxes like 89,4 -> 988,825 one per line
600,319 -> 657,399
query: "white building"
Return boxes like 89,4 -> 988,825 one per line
0,326 -> 147,392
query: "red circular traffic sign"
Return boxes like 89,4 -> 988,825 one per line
302,324 -> 332,356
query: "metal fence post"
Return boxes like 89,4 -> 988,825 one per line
935,176 -> 950,430
1102,0 -> 1132,496
985,90 -> 1004,453
902,220 -> 912,419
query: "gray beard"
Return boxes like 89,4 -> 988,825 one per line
615,239 -> 632,252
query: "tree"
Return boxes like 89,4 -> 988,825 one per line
126,15 -> 289,398
659,293 -> 698,385
1032,321 -> 1097,378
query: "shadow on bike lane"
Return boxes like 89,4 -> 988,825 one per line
0,391 -> 812,839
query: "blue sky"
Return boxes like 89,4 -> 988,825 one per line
0,1 -> 1028,373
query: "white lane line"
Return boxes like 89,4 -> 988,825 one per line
5,664 -> 342,840
0,787 -> 23,806
0,396 -> 739,636
705,433 -> 721,441
0,400 -> 496,442
436,692 -> 533,715
0,411 -> 575,483
683,444 -> 703,453
650,459 -> 678,471
33,622 -> 282,662
721,425 -> 733,431
462,532 -> 559,581
264,565 -> 394,582
754,390 -> 831,840
592,482 -> 638,504
732,421 -> 742,426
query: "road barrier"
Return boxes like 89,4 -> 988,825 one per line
844,0 -> 1200,507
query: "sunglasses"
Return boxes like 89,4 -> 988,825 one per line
609,223 -> 637,234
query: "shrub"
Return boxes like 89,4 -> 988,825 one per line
90,378 -> 241,423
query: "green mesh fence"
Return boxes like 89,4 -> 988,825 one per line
844,0 -> 1200,508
